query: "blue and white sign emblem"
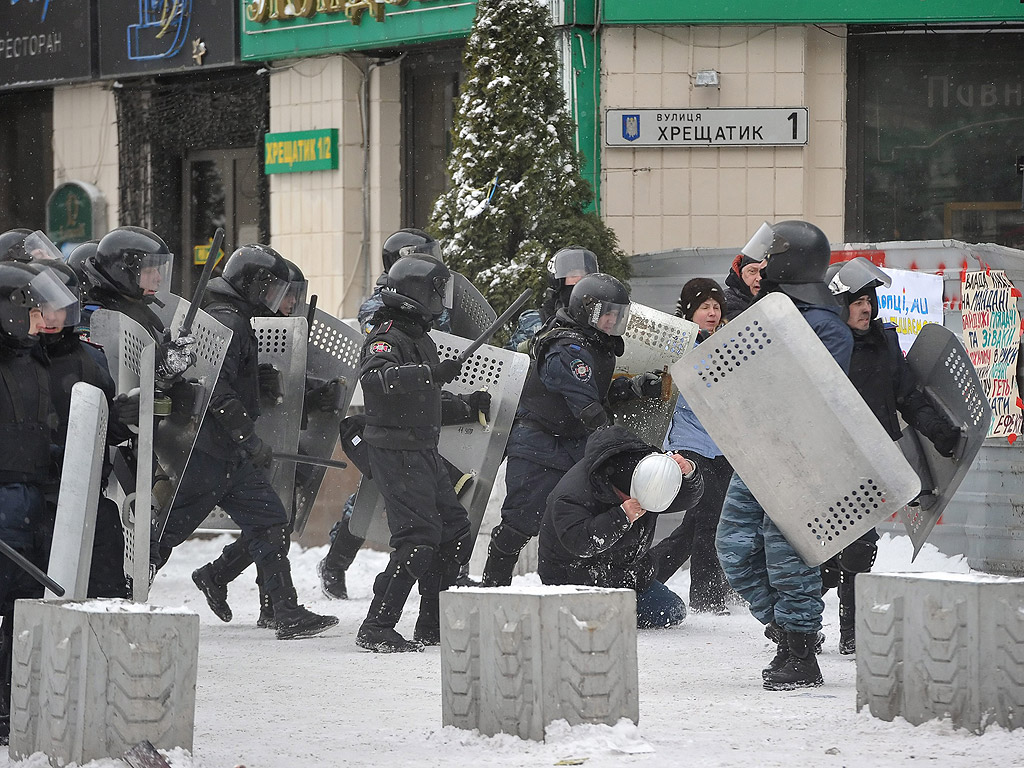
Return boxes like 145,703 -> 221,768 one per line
622,114 -> 641,142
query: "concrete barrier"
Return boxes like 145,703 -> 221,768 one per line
440,586 -> 638,741
856,572 -> 1024,733
10,599 -> 199,765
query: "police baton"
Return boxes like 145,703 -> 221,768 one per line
180,227 -> 225,338
454,288 -> 532,366
0,539 -> 65,597
273,452 -> 349,470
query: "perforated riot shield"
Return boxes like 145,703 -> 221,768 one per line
89,310 -> 157,602
448,272 -> 497,340
614,303 -> 699,446
292,309 -> 362,535
672,293 -> 921,567
349,332 -> 531,547
894,322 -> 991,557
149,297 -> 232,535
46,383 -> 108,600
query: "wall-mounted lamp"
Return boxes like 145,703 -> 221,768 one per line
695,69 -> 720,88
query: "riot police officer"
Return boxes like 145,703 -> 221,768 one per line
481,273 -> 663,587
156,244 -> 337,641
355,253 -> 481,653
539,246 -> 600,323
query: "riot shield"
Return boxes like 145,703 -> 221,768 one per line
292,309 -> 363,535
672,293 -> 921,567
448,272 -> 497,340
89,310 -> 157,602
46,383 -> 108,600
894,322 -> 991,557
614,302 -> 699,446
349,332 -> 531,547
150,297 -> 232,535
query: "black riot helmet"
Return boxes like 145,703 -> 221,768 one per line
92,226 -> 173,299
568,273 -> 631,336
222,244 -> 293,315
0,261 -> 81,346
759,220 -> 835,306
0,229 -> 63,263
381,228 -> 441,272
279,258 -> 309,317
826,258 -> 892,321
66,240 -> 100,288
382,255 -> 453,321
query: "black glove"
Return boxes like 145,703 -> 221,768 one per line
306,378 -> 344,412
242,435 -> 274,470
431,358 -> 463,385
931,422 -> 962,458
607,376 -> 634,404
258,363 -> 284,404
631,371 -> 663,399
465,390 -> 491,419
112,392 -> 140,427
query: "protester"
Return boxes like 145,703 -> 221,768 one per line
722,225 -> 769,320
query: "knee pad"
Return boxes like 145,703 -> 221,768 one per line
838,539 -> 877,574
395,544 -> 436,580
820,555 -> 841,590
489,522 -> 530,557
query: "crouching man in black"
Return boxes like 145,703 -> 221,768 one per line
356,252 -> 488,653
538,424 -> 703,628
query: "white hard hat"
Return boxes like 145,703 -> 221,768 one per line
629,453 -> 683,513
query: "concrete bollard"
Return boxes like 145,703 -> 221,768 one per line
440,586 -> 639,741
856,572 -> 1024,733
10,599 -> 199,765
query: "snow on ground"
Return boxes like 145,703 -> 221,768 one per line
6,533 -> 1021,768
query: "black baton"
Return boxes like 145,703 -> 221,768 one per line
273,452 -> 349,470
180,227 -> 225,337
0,539 -> 65,597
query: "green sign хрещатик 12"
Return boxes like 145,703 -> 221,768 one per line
264,129 -> 339,174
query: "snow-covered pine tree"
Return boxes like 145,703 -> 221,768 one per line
429,0 -> 630,315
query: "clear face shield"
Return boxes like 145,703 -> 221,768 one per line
279,279 -> 309,317
259,274 -> 292,314
434,274 -> 455,311
827,258 -> 892,298
551,249 -> 599,284
741,222 -> 789,262
400,240 -> 444,261
22,231 -> 64,262
22,267 -> 81,331
587,299 -> 631,336
136,253 -> 173,296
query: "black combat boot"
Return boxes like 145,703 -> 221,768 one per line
261,561 -> 338,640
191,538 -> 255,623
318,521 -> 364,600
762,622 -> 790,680
838,574 -> 856,655
480,523 -> 530,588
763,631 -> 824,690
357,546 -> 433,653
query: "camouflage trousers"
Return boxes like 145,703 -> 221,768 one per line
715,473 -> 824,634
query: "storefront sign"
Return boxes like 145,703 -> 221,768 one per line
960,269 -> 1023,438
241,0 -> 476,60
97,0 -> 238,78
45,181 -> 107,250
264,129 -> 339,174
603,0 -> 1024,24
876,268 -> 944,355
605,108 -> 807,147
0,0 -> 94,89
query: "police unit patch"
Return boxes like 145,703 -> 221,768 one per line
369,340 -> 392,354
570,358 -> 592,382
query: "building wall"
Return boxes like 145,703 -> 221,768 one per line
268,56 -> 402,319
600,24 -> 846,254
52,83 -> 120,229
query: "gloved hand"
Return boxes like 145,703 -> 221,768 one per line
931,422 -> 962,458
431,358 -> 463,385
112,391 -> 140,427
242,435 -> 275,470
258,363 -> 284,404
155,334 -> 197,382
465,390 -> 491,419
630,371 -> 663,399
306,378 -> 344,412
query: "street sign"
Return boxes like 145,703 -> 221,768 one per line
606,107 -> 808,147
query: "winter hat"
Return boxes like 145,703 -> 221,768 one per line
603,450 -> 651,497
675,277 -> 726,320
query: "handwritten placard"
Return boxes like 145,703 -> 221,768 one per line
961,269 -> 1022,438
876,268 -> 944,355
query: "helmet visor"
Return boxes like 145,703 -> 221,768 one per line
24,267 -> 81,328
23,231 -> 64,262
437,274 -> 454,311
400,240 -> 443,261
741,222 -> 789,261
137,255 -> 173,295
588,299 -> 631,336
260,275 -> 292,314
552,249 -> 599,281
827,258 -> 892,297
279,278 -> 309,317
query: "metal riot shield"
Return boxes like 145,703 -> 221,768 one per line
349,332 -> 531,546
292,308 -> 363,535
150,297 -> 232,534
46,383 -> 108,600
894,322 -> 991,557
448,272 -> 497,340
672,293 -> 921,567
89,310 -> 157,602
614,302 -> 699,446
